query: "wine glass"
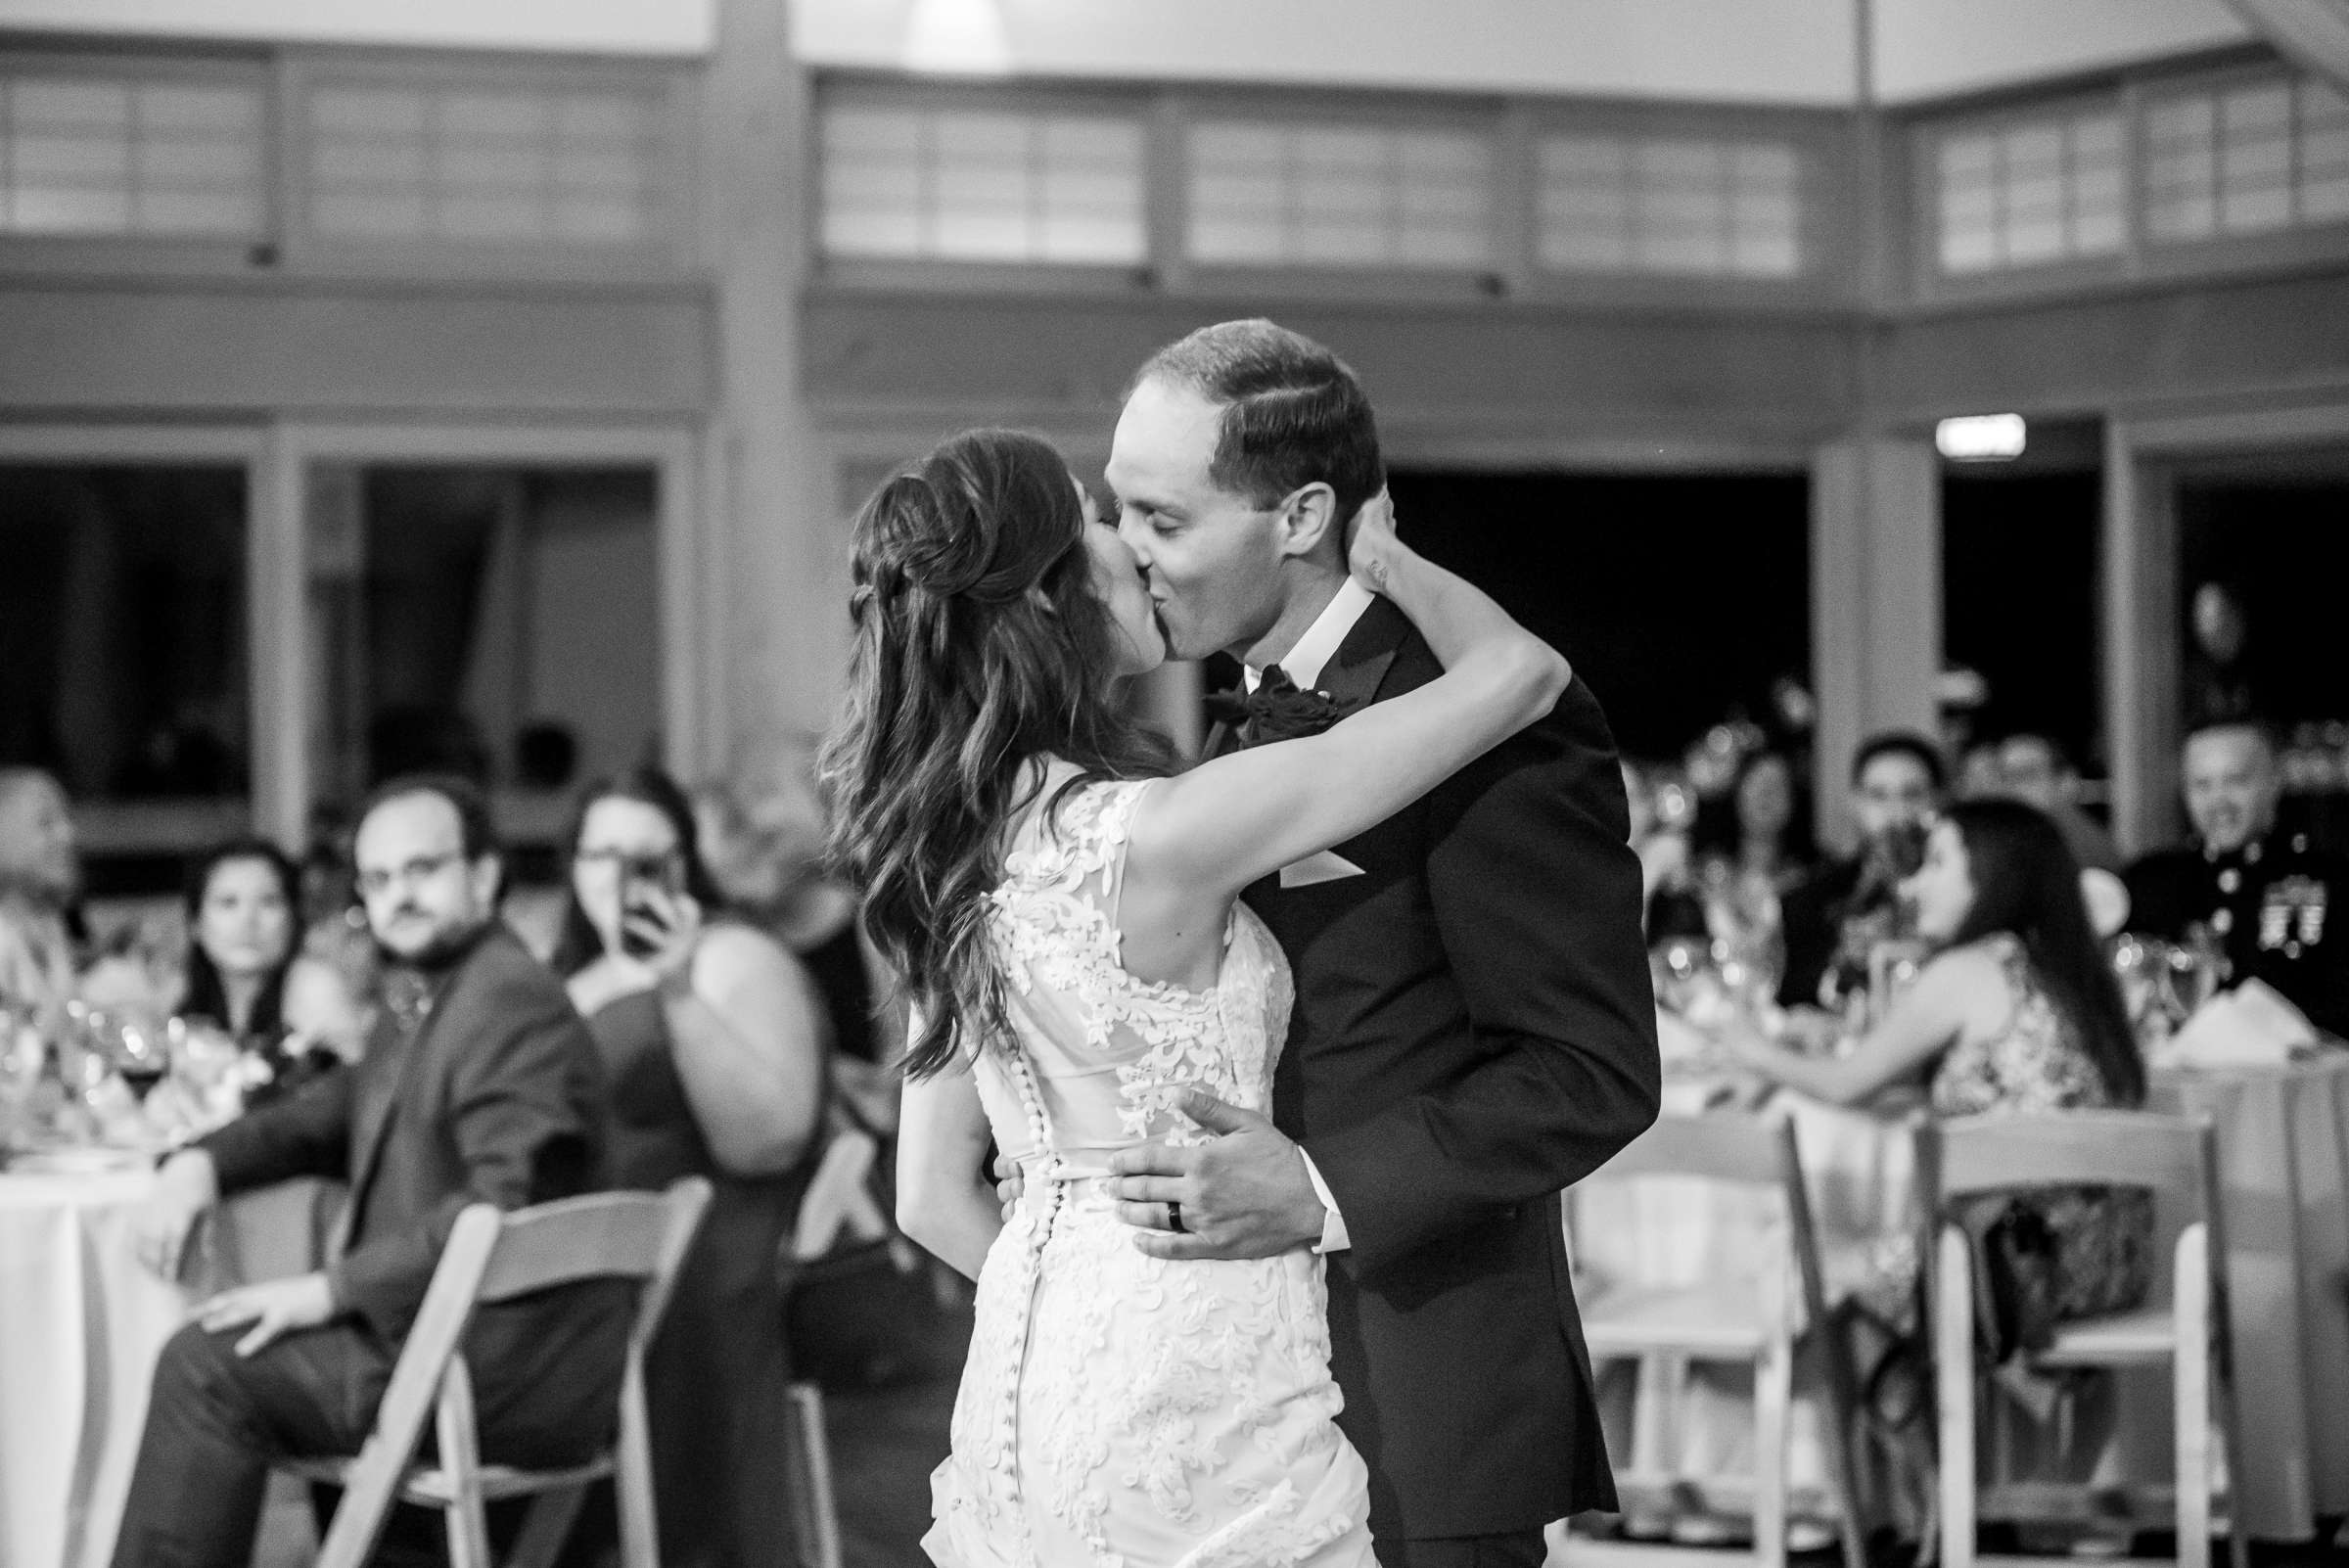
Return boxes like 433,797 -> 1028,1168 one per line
114,1018 -> 168,1102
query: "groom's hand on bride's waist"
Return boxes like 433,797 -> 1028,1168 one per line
1110,1091 -> 1327,1260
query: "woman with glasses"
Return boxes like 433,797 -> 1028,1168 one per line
551,766 -> 828,1568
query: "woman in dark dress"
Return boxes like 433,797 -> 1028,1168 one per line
177,837 -> 363,1094
552,767 -> 829,1568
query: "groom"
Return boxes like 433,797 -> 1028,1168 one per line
1105,319 -> 1660,1566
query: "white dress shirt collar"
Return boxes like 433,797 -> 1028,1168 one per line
1244,577 -> 1376,693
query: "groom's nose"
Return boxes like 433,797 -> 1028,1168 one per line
1116,513 -> 1152,567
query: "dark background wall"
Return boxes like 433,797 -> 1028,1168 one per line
1384,469 -> 1813,760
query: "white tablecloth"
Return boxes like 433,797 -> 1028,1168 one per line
0,1168 -> 185,1568
1569,1083 -> 1915,1508
0,1172 -> 338,1568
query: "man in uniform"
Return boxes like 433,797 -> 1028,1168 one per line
2126,717 -> 2349,1038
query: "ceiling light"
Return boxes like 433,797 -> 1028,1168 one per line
904,0 -> 1012,75
1935,413 -> 2027,462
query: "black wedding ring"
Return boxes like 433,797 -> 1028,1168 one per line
1167,1200 -> 1187,1234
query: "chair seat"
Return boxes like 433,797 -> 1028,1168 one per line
277,1451 -> 616,1503
1583,1282 -> 1780,1357
2034,1304 -> 2181,1366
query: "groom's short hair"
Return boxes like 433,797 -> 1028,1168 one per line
1134,319 -> 1385,530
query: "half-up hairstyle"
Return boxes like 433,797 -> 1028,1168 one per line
819,429 -> 1177,1080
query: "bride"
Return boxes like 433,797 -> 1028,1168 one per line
820,428 -> 1569,1567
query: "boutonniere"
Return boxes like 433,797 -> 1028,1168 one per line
1204,667 -> 1364,741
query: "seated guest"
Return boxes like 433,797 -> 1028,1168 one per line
2126,717 -> 2349,1037
553,767 -> 825,1568
696,746 -> 906,1131
1723,799 -> 2153,1323
1776,731 -> 1941,1012
1997,732 -> 2122,874
1691,749 -> 1814,967
1622,759 -> 1702,941
0,766 -> 82,1028
117,774 -> 627,1568
1956,740 -> 2004,802
178,837 -> 365,1085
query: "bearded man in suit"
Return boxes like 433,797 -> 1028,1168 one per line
1101,319 -> 1661,1566
115,774 -> 625,1568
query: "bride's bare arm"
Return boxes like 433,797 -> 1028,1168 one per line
1128,495 -> 1570,906
897,1052 -> 1001,1280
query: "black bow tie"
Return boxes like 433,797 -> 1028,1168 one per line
1204,665 -> 1362,743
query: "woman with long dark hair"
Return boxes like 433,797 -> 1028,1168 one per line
821,427 -> 1570,1566
177,838 -> 362,1085
178,839 -> 303,1040
549,765 -> 826,1568
1723,797 -> 2151,1319
1691,749 -> 1815,894
1689,749 -> 1816,985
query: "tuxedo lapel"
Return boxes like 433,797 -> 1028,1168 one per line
1315,594 -> 1408,713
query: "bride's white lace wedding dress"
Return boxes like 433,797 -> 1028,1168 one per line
924,771 -> 1378,1568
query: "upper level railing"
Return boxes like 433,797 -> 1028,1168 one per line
1903,53 -> 2349,305
0,45 -> 697,282
4,40 -> 2345,312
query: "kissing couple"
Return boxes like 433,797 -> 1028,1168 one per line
821,318 -> 1661,1567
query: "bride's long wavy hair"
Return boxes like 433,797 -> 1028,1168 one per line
819,429 -> 1177,1081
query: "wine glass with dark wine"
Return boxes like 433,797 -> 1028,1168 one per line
112,1018 -> 168,1103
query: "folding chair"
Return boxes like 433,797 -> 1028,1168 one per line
1924,1112 -> 2246,1568
768,1123 -> 887,1568
1578,1111 -> 1869,1568
280,1176 -> 711,1568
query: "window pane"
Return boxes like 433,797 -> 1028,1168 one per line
817,101 -> 1145,265
0,465 -> 251,814
1931,102 -> 2123,274
0,68 -> 265,239
1188,118 -> 1494,269
305,466 -> 661,866
306,78 -> 668,250
1539,131 -> 1804,279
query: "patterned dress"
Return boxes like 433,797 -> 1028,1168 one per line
1928,936 -> 2153,1323
925,772 -> 1378,1568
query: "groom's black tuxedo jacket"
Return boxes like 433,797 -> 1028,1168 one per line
1221,595 -> 1661,1542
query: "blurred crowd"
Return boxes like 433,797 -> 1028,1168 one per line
0,746 -> 905,1568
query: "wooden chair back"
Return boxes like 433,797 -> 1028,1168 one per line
1922,1110 -> 2225,1265
1591,1110 -> 1831,1327
313,1177 -> 712,1568
1928,1110 -> 2211,1202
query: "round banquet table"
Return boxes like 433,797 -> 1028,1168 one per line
1570,1054 -> 2349,1543
0,1169 -> 339,1568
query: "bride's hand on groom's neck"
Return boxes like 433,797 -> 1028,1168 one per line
1109,1090 -> 1326,1261
1346,488 -> 1398,594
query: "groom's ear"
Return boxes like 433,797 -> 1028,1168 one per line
1272,483 -> 1342,562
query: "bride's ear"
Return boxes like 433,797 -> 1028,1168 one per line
1273,484 -> 1341,561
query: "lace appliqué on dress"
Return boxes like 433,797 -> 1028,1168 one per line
926,774 -> 1366,1568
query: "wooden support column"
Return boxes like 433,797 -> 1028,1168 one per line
2103,421 -> 2181,857
253,421 -> 310,851
703,0 -> 843,762
1811,435 -> 1941,852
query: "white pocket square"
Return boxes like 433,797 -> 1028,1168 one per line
1279,851 -> 1364,889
